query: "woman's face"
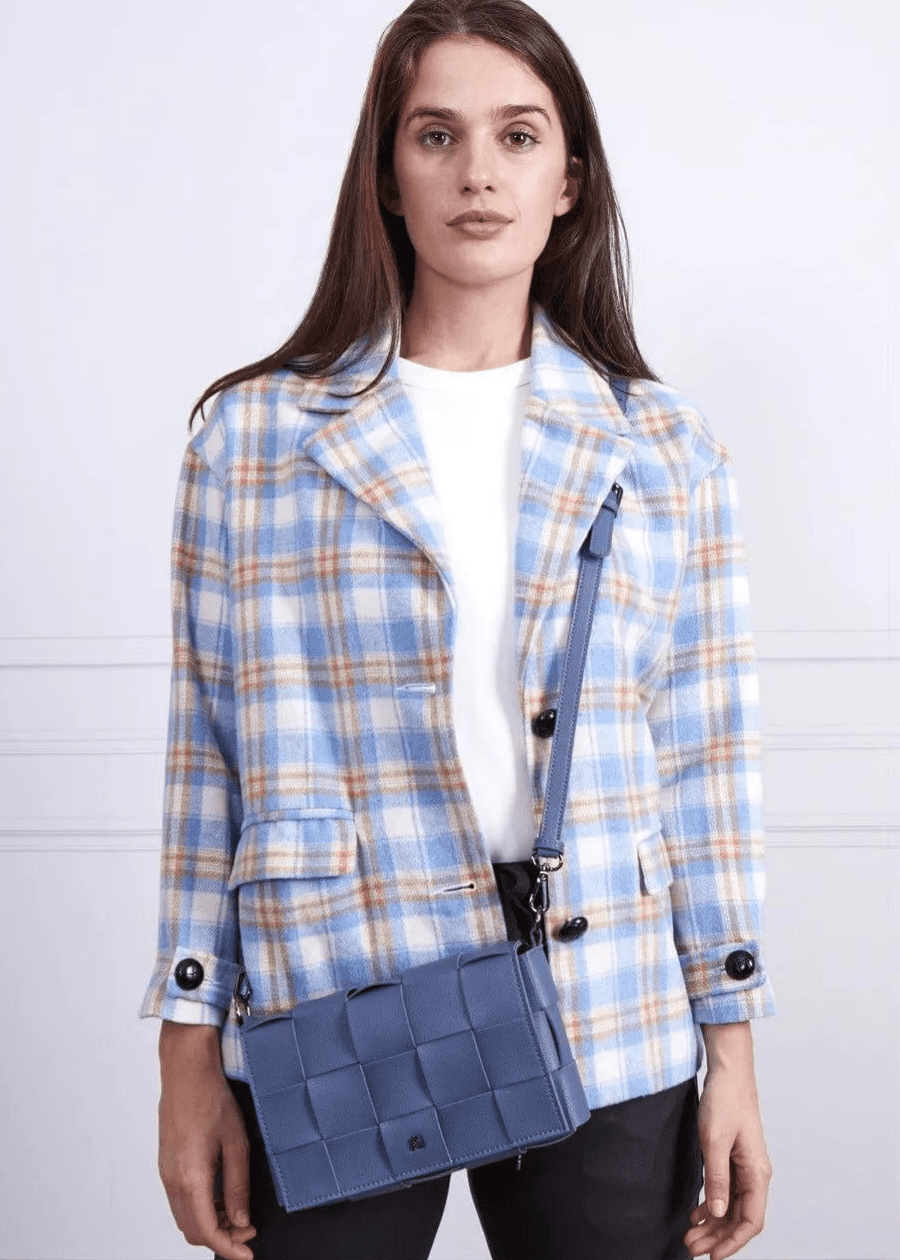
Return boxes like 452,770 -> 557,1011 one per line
383,36 -> 579,295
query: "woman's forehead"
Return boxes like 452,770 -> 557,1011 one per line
402,37 -> 558,123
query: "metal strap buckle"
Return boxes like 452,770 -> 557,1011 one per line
233,971 -> 252,1025
527,852 -> 563,947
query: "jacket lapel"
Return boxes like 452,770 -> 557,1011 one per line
298,306 -> 636,671
301,365 -> 456,595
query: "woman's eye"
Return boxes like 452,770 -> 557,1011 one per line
420,129 -> 453,148
418,128 -> 539,150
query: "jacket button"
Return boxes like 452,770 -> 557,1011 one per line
558,916 -> 589,942
174,958 -> 204,990
724,949 -> 756,980
531,708 -> 557,738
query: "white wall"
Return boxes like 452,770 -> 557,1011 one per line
1,1 -> 896,1257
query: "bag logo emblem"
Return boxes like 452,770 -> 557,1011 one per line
408,1134 -> 426,1151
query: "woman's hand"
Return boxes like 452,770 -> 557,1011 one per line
157,1021 -> 257,1260
683,1023 -> 773,1260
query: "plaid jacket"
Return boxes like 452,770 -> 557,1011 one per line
140,304 -> 776,1108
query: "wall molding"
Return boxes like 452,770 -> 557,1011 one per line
0,636 -> 171,668
0,813 -> 893,852
762,724 -> 900,751
762,812 -> 896,840
754,631 -> 899,661
0,820 -> 162,852
0,630 -> 897,668
1,725 -> 898,758
0,730 -> 166,756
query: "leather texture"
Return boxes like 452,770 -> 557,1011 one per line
240,939 -> 590,1212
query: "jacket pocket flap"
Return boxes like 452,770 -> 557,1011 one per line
228,814 -> 358,890
637,830 -> 674,896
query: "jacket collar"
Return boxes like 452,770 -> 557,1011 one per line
296,303 -> 632,432
298,305 -> 636,670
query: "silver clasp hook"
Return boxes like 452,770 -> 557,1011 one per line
527,852 -> 563,947
233,971 -> 252,1025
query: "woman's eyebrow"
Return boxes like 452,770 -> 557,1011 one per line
404,103 -> 551,128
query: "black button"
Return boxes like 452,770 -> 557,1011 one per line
724,949 -> 756,980
558,916 -> 589,942
531,708 -> 557,738
174,958 -> 204,990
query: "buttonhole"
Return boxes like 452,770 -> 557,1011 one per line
397,682 -> 437,694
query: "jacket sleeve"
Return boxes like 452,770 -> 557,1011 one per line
644,452 -> 776,1026
139,419 -> 243,1026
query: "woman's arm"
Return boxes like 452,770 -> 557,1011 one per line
140,414 -> 244,1026
701,1021 -> 755,1072
643,444 -> 776,1259
683,1021 -> 773,1260
142,404 -> 252,1257
158,1022 -> 256,1260
644,452 -> 776,1026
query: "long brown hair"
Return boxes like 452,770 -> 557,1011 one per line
188,0 -> 659,432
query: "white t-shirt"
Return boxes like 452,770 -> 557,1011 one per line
397,353 -> 536,865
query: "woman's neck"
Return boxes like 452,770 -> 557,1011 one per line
399,281 -> 533,370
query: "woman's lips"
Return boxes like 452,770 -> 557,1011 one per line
448,219 -> 511,237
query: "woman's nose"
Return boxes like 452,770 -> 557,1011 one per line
459,138 -> 497,193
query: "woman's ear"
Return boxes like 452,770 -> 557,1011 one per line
554,154 -> 582,218
379,169 -> 403,217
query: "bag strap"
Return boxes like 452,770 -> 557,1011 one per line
527,479 -> 623,940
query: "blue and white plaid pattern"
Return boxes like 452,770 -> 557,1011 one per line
140,304 -> 775,1108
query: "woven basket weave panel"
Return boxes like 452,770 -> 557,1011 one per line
363,1048 -> 431,1119
400,959 -> 473,1041
242,942 -> 585,1210
259,1083 -> 317,1154
292,990 -> 357,1075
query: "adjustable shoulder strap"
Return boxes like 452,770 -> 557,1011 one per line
531,480 -> 623,868
609,374 -> 630,417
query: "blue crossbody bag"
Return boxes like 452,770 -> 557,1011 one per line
232,481 -> 623,1212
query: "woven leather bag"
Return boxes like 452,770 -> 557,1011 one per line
239,939 -> 588,1210
234,481 -> 623,1212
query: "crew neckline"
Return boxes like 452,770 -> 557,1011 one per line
397,355 -> 530,392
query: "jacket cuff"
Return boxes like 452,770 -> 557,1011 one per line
139,949 -> 241,1020
159,997 -> 227,1027
690,978 -> 776,1025
680,939 -> 777,1024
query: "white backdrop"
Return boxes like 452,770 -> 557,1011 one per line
1,1 -> 897,1257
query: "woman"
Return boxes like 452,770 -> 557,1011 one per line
141,3 -> 776,1258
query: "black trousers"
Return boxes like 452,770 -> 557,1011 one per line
220,861 -> 703,1260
